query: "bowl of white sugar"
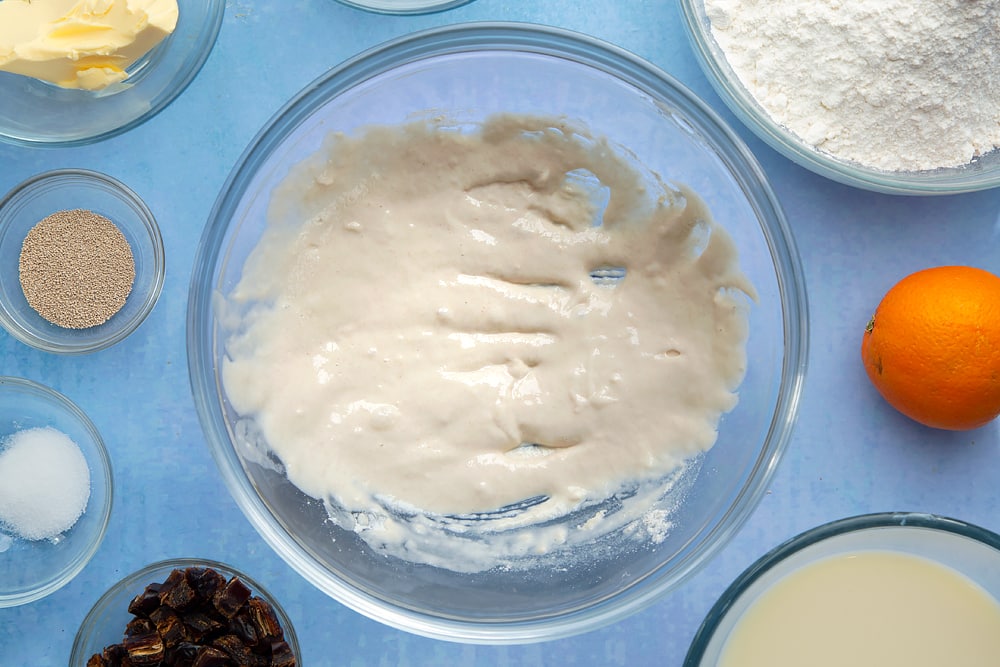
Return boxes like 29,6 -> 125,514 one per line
0,376 -> 113,607
0,168 -> 165,354
685,513 -> 1000,667
679,0 -> 1000,194
188,22 -> 808,643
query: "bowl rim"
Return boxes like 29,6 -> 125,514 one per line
683,512 -> 1000,665
0,167 -> 166,355
68,556 -> 302,666
0,375 -> 114,608
677,0 -> 1000,195
334,0 -> 476,15
187,20 -> 809,643
0,0 -> 225,148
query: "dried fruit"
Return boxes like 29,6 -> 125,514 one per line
248,597 -> 284,643
191,646 -> 229,667
187,567 -> 226,601
213,634 -> 268,666
158,569 -> 197,611
87,566 -> 296,666
128,583 -> 163,616
213,576 -> 252,619
180,612 -> 222,643
228,611 -> 260,649
123,627 -> 165,665
149,606 -> 186,648
165,642 -> 200,666
271,641 -> 297,667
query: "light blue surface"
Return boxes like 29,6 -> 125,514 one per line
1,1 -> 998,665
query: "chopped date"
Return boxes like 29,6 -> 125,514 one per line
248,597 -> 284,642
190,646 -> 230,667
158,568 -> 198,611
123,628 -> 165,665
149,606 -> 187,648
228,611 -> 260,648
86,567 -> 296,667
87,643 -> 129,667
125,617 -> 156,639
104,643 -> 128,666
270,640 -> 297,667
186,567 -> 226,602
213,634 -> 268,667
181,611 -> 223,642
164,642 -> 200,667
213,576 -> 253,619
128,583 -> 163,616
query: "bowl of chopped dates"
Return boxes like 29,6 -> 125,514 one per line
69,558 -> 300,667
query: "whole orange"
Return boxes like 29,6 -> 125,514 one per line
861,265 -> 1000,431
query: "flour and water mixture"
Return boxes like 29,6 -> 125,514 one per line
706,0 -> 1000,172
222,115 -> 753,570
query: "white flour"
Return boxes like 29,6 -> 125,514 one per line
705,0 -> 1000,172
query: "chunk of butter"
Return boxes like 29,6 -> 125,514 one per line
0,0 -> 179,91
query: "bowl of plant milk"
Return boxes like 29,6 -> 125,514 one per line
685,512 -> 1000,667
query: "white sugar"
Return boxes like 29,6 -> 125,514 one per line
0,426 -> 91,541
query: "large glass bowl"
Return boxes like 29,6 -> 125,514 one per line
187,22 -> 808,643
685,513 -> 1000,665
678,0 -> 1000,195
0,0 -> 224,147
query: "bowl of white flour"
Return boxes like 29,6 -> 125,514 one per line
188,22 -> 808,643
680,0 -> 1000,194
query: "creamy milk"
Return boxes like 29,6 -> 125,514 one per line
222,115 -> 754,569
719,550 -> 1000,667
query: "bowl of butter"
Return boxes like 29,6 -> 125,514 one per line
0,0 -> 224,147
188,22 -> 808,643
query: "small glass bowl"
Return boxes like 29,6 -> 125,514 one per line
0,169 -> 165,354
0,0 -> 224,147
70,558 -> 302,667
0,376 -> 113,608
333,0 -> 475,14
685,513 -> 1000,665
678,0 -> 1000,195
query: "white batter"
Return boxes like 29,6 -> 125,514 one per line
222,115 -> 754,569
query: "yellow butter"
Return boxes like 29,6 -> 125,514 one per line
0,0 -> 179,91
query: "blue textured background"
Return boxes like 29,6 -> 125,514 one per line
1,1 -> 999,665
